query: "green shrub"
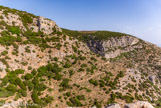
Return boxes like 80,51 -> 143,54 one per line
0,31 -> 10,36
72,45 -> 77,52
53,74 -> 62,81
52,63 -> 62,73
60,78 -> 70,89
42,96 -> 53,104
0,36 -> 22,45
81,64 -> 87,68
7,26 -> 21,35
0,88 -> 14,97
15,77 -> 26,90
13,69 -> 25,74
93,99 -> 102,108
26,81 -> 34,91
6,84 -> 17,92
1,50 -> 8,56
64,62 -> 71,68
31,90 -> 41,104
31,69 -> 37,75
20,90 -> 27,97
68,97 -> 83,106
89,79 -> 98,86
24,73 -> 34,80
34,83 -> 47,91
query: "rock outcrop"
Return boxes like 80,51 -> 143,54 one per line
124,101 -> 154,108
106,101 -> 154,108
149,75 -> 156,85
105,103 -> 121,108
0,8 -> 62,35
32,16 -> 62,34
87,36 -> 142,59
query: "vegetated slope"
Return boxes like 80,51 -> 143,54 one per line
0,5 -> 160,108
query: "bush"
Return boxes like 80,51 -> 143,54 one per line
76,95 -> 85,100
34,83 -> 47,91
15,77 -> 26,90
26,81 -> 34,91
31,90 -> 41,104
65,92 -> 71,97
53,63 -> 62,72
81,64 -> 87,68
93,99 -> 102,108
1,50 -> 8,56
110,93 -> 116,101
21,90 -> 27,97
24,73 -> 34,80
0,36 -> 22,45
60,78 -> 70,89
64,62 -> 71,68
0,88 -> 14,97
53,74 -> 62,81
42,96 -> 53,104
72,45 -> 77,52
7,26 -> 21,35
68,97 -> 83,106
13,69 -> 25,74
89,79 -> 98,86
122,95 -> 134,103
31,69 -> 37,75
6,84 -> 17,92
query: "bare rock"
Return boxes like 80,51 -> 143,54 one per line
124,101 -> 154,108
87,36 -> 142,59
105,103 -> 121,108
149,75 -> 156,85
37,16 -> 62,34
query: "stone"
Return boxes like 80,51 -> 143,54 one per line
105,103 -> 121,108
124,101 -> 154,108
149,75 -> 156,85
87,36 -> 141,59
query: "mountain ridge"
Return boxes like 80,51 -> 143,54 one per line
0,5 -> 160,108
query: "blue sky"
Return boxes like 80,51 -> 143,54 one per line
0,0 -> 161,46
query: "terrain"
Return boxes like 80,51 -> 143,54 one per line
0,5 -> 160,108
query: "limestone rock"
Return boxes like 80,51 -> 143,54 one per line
87,36 -> 141,59
124,101 -> 154,108
149,75 -> 156,85
37,16 -> 62,34
105,103 -> 121,108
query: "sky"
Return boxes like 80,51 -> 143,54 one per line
0,0 -> 161,46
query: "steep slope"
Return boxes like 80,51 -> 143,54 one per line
0,6 -> 160,108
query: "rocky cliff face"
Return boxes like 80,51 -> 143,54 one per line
0,7 -> 61,35
30,16 -> 62,34
87,36 -> 142,59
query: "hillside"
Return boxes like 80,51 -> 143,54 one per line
0,5 -> 160,108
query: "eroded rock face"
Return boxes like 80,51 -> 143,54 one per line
87,36 -> 141,59
124,101 -> 154,108
29,16 -> 62,34
36,16 -> 62,34
105,103 -> 121,108
149,75 -> 156,85
0,10 -> 62,35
